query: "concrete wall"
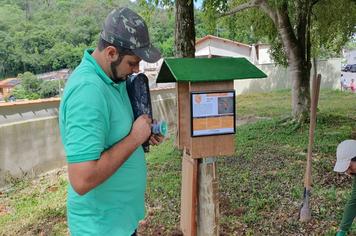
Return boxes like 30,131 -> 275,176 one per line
0,91 -> 177,186
0,117 -> 65,186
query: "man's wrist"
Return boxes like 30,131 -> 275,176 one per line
127,132 -> 141,148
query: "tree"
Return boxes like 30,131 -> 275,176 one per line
175,0 -> 196,57
18,71 -> 42,94
13,71 -> 42,99
204,0 -> 356,122
0,0 -> 132,77
39,80 -> 60,98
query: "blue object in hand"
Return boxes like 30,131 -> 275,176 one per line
152,121 -> 168,137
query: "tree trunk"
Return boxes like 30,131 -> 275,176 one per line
289,60 -> 310,123
175,0 -> 196,58
273,3 -> 311,123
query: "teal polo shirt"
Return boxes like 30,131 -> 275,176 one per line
59,49 -> 146,236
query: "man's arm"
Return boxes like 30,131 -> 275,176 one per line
68,115 -> 151,195
338,177 -> 356,233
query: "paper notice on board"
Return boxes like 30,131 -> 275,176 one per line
191,92 -> 235,136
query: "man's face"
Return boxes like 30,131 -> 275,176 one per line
345,161 -> 356,176
110,54 -> 141,83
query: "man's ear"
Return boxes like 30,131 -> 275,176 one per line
105,46 -> 119,62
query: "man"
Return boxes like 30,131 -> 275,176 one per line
59,7 -> 163,235
340,74 -> 348,91
334,139 -> 356,236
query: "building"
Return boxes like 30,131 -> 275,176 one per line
0,78 -> 20,99
195,35 -> 273,64
195,35 -> 252,59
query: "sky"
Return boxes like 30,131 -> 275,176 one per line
195,0 -> 203,9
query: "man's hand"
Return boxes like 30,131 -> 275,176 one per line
130,114 -> 152,146
149,134 -> 164,146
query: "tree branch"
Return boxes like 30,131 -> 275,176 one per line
220,0 -> 262,17
258,0 -> 278,26
274,2 -> 300,62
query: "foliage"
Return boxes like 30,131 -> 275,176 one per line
13,72 -> 42,99
11,85 -> 27,100
0,0 -> 212,77
39,80 -> 60,98
11,71 -> 62,99
149,9 -> 175,57
18,72 -> 42,94
0,0 -> 133,78
1,90 -> 355,235
344,38 -> 356,50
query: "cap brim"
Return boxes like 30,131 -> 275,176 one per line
132,44 -> 161,63
333,160 -> 351,172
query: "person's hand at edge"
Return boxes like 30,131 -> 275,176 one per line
149,134 -> 164,146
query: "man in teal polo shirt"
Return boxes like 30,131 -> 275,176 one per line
59,7 -> 163,235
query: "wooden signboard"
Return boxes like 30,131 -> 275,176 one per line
177,81 -> 235,159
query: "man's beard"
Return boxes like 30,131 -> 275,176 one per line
110,55 -> 127,83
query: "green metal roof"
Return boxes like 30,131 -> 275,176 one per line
156,57 -> 267,83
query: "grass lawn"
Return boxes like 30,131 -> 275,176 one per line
0,89 -> 355,235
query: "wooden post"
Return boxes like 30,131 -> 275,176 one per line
180,149 -> 198,236
197,158 -> 219,236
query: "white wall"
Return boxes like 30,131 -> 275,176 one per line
257,45 -> 273,64
345,50 -> 356,65
234,58 -> 342,94
195,39 -> 251,59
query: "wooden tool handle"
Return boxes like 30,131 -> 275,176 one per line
304,74 -> 321,188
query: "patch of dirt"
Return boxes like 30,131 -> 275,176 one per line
18,215 -> 67,236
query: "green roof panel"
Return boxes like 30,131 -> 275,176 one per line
156,57 -> 267,83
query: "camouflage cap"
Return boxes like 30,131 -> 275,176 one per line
100,7 -> 161,63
